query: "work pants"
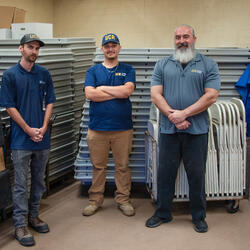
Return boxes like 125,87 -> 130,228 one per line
87,129 -> 133,206
155,133 -> 208,222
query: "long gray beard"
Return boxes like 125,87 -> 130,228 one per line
174,46 -> 196,64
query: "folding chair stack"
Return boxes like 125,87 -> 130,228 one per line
145,99 -> 246,202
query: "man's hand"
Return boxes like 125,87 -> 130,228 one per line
175,120 -> 191,130
27,127 -> 43,142
168,110 -> 190,130
39,125 -> 48,137
168,110 -> 187,124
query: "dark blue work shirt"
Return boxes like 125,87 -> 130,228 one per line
84,62 -> 136,131
0,61 -> 56,150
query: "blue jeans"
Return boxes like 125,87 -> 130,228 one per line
155,133 -> 208,222
12,149 -> 50,228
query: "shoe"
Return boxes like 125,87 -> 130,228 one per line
193,219 -> 208,233
15,226 -> 35,247
82,203 -> 99,216
28,216 -> 49,233
145,215 -> 173,228
118,203 -> 135,216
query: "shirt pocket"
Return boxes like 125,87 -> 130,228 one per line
114,74 -> 125,86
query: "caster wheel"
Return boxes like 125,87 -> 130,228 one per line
226,200 -> 239,213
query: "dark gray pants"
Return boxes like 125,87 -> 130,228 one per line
154,133 -> 208,222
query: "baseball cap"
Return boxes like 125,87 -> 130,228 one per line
102,33 -> 120,46
20,33 -> 45,47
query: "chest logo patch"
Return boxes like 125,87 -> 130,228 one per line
115,72 -> 126,76
191,69 -> 203,74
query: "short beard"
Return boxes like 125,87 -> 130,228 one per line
28,56 -> 37,63
174,44 -> 196,64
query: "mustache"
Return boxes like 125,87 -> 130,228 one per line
177,42 -> 189,49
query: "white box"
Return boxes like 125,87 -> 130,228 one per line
11,23 -> 53,39
0,28 -> 12,39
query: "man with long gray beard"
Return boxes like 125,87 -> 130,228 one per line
145,25 -> 220,232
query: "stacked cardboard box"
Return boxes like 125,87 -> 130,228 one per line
0,6 -> 25,39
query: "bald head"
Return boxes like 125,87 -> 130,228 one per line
175,24 -> 196,37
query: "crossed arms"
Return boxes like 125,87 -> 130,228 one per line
85,82 -> 135,102
150,85 -> 219,130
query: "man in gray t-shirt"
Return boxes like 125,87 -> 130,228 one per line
145,25 -> 220,233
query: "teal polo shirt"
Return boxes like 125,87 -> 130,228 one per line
151,53 -> 221,134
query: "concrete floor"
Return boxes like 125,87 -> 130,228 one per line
1,181 -> 250,250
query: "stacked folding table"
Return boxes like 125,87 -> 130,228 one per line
0,38 -> 96,190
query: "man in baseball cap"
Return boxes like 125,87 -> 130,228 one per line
20,33 -> 45,47
82,33 -> 136,217
0,32 -> 55,246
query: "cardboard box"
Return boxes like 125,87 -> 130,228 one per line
13,8 -> 26,23
12,23 -> 53,39
0,29 -> 12,39
0,6 -> 25,29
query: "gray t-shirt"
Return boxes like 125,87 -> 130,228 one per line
151,53 -> 221,134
